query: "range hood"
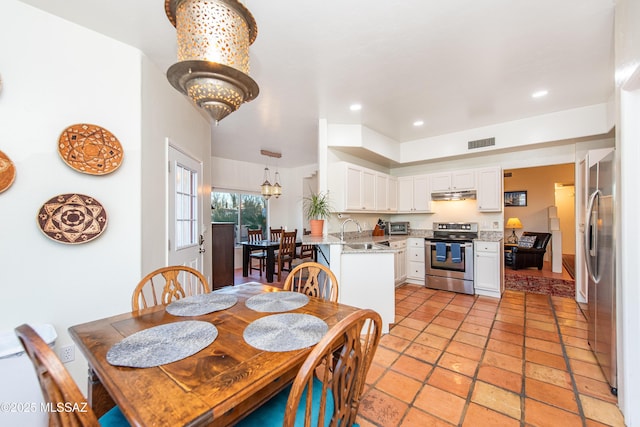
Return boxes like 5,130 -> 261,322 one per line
431,190 -> 477,201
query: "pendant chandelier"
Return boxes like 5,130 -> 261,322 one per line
260,150 -> 282,199
164,0 -> 259,123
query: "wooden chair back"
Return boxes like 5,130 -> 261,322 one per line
131,266 -> 210,311
284,262 -> 338,302
298,228 -> 315,261
298,244 -> 315,261
247,228 -> 266,276
270,227 -> 284,241
15,324 -> 102,427
248,228 -> 263,243
283,309 -> 382,427
276,230 -> 297,281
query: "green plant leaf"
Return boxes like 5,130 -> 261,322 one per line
303,191 -> 333,220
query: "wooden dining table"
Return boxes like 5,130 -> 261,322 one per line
69,283 -> 358,426
240,239 -> 302,282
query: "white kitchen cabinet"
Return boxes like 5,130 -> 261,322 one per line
405,238 -> 425,285
388,176 -> 398,212
476,166 -> 503,212
397,175 -> 431,213
343,163 -> 376,211
430,170 -> 476,192
330,162 -> 397,213
474,240 -> 504,298
391,240 -> 407,286
375,173 -> 398,212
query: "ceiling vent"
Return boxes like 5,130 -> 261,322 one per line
468,137 -> 495,150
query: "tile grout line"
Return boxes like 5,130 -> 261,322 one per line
547,294 -> 589,426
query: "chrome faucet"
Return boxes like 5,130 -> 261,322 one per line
340,218 -> 362,241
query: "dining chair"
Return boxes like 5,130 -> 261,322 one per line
236,309 -> 382,427
297,228 -> 315,262
283,262 -> 338,303
275,229 -> 297,282
269,226 -> 284,242
14,324 -> 129,427
131,265 -> 210,311
248,228 -> 266,276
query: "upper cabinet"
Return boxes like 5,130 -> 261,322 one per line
476,166 -> 503,212
430,170 -> 476,192
375,173 -> 397,212
398,175 -> 432,213
330,162 -> 502,213
330,162 -> 397,213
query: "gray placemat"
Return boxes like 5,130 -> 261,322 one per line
245,291 -> 309,312
166,293 -> 238,316
106,321 -> 217,368
243,313 -> 328,352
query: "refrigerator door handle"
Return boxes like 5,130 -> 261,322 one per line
584,189 -> 601,283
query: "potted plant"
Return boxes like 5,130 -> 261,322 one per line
303,191 -> 332,236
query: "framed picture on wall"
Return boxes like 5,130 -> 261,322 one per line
504,190 -> 527,207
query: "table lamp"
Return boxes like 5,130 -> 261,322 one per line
505,217 -> 523,244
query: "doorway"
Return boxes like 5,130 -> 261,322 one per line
555,183 -> 576,278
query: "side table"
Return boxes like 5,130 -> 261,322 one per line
504,243 -> 518,268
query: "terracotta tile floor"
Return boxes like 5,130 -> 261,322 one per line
234,269 -> 624,425
356,285 -> 626,427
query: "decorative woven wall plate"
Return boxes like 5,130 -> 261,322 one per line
37,193 -> 108,244
0,150 -> 16,193
58,124 -> 123,175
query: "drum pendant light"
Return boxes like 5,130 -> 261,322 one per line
165,0 -> 259,123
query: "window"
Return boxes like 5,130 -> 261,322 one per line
211,191 -> 267,244
175,163 -> 198,249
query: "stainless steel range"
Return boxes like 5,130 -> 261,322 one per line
425,222 -> 478,295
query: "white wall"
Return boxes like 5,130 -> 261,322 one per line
0,0 -> 141,394
0,1 -> 211,409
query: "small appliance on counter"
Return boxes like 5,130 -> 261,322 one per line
384,221 -> 410,235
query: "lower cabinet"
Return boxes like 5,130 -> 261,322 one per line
405,238 -> 425,285
391,240 -> 407,286
474,240 -> 504,298
211,222 -> 235,289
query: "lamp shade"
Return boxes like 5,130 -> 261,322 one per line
505,217 -> 523,229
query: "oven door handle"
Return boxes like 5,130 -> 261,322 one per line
425,242 -> 473,248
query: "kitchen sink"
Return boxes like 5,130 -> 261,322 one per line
346,243 -> 386,250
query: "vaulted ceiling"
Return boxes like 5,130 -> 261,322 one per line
19,0 -> 615,167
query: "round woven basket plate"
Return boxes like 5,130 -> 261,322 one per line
107,321 -> 217,368
243,313 -> 328,352
245,291 -> 309,313
0,150 -> 16,193
36,193 -> 108,244
58,123 -> 123,175
166,293 -> 238,316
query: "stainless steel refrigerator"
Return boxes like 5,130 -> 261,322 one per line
584,148 -> 617,395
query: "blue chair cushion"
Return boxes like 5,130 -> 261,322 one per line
237,376 -> 336,427
99,405 -> 129,426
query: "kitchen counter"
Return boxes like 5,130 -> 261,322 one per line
301,234 -> 400,253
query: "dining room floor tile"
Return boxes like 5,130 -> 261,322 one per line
355,285 -> 625,426
233,270 -> 624,426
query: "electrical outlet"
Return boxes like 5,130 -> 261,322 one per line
59,345 -> 75,363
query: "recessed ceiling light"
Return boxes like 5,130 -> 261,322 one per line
413,120 -> 424,127
349,104 -> 362,111
531,90 -> 548,98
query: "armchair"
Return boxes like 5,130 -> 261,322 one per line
511,232 -> 552,270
